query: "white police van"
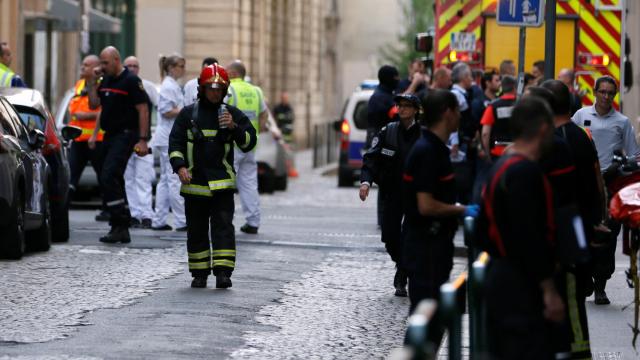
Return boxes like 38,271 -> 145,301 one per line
335,80 -> 377,187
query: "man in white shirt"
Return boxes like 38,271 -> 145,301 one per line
572,75 -> 640,305
123,56 -> 157,228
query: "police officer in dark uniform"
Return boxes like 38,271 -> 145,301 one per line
476,96 -> 565,359
402,89 -> 479,313
359,94 -> 421,297
88,46 -> 150,243
169,64 -> 257,289
480,75 -> 517,160
367,65 -> 400,227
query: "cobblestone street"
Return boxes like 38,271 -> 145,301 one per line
0,244 -> 183,343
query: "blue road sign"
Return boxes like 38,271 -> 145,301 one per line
497,0 -> 545,27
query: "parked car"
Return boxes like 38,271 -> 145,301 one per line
0,95 -> 51,259
334,80 -> 376,187
0,87 -> 72,242
255,109 -> 290,193
55,87 -> 161,197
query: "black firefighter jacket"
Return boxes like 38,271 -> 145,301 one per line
168,99 -> 257,197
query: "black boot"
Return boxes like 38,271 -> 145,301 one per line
216,273 -> 232,289
191,276 -> 208,288
394,268 -> 408,297
99,226 -> 131,244
594,279 -> 610,305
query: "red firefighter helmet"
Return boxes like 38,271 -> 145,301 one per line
198,64 -> 229,89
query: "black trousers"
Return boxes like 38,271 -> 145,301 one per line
486,259 -> 554,360
404,224 -> 455,314
101,131 -> 136,227
68,141 -> 104,190
184,191 -> 236,277
591,218 -> 620,281
381,190 -> 404,267
377,187 -> 385,227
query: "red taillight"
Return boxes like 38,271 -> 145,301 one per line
449,51 -> 481,64
578,53 -> 610,67
341,119 -> 350,135
340,119 -> 350,151
42,120 -> 61,156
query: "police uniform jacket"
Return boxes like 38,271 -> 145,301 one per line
168,99 -> 257,197
360,120 -> 420,190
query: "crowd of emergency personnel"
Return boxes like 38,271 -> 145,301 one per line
0,43 -> 294,290
3,37 -> 638,358
360,58 -> 640,359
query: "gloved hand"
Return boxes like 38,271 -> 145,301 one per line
463,204 -> 480,218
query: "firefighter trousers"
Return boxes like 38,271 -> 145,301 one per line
554,269 -> 592,359
101,131 -> 136,228
486,258 -> 554,360
404,224 -> 455,314
184,190 -> 236,277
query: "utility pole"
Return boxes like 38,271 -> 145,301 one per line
544,0 -> 557,80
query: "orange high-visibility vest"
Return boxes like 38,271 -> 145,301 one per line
68,79 -> 103,142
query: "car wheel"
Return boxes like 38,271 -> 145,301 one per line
27,185 -> 52,252
338,167 -> 354,187
1,188 -> 26,259
52,198 -> 70,242
274,174 -> 288,191
258,166 -> 276,194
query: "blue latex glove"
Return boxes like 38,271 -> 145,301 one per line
463,204 -> 480,218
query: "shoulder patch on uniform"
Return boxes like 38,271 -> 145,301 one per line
371,136 -> 379,148
139,81 -> 144,91
496,106 -> 513,119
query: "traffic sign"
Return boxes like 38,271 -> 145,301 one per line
497,0 -> 545,27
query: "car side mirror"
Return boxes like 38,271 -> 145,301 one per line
61,125 -> 83,142
333,119 -> 343,132
28,129 -> 46,149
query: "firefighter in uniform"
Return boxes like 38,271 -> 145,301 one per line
68,55 -> 105,208
359,94 -> 421,297
477,96 -> 565,359
87,46 -> 150,244
402,90 -> 479,313
480,75 -> 517,160
540,79 -> 604,359
225,60 -> 267,234
169,64 -> 257,289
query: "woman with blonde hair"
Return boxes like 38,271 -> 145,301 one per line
151,53 -> 187,231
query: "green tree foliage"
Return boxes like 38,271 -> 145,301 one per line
379,0 -> 434,78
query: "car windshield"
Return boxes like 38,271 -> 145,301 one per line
16,108 -> 46,132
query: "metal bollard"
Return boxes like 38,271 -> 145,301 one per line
405,300 -> 439,360
470,252 -> 490,359
440,271 -> 467,360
